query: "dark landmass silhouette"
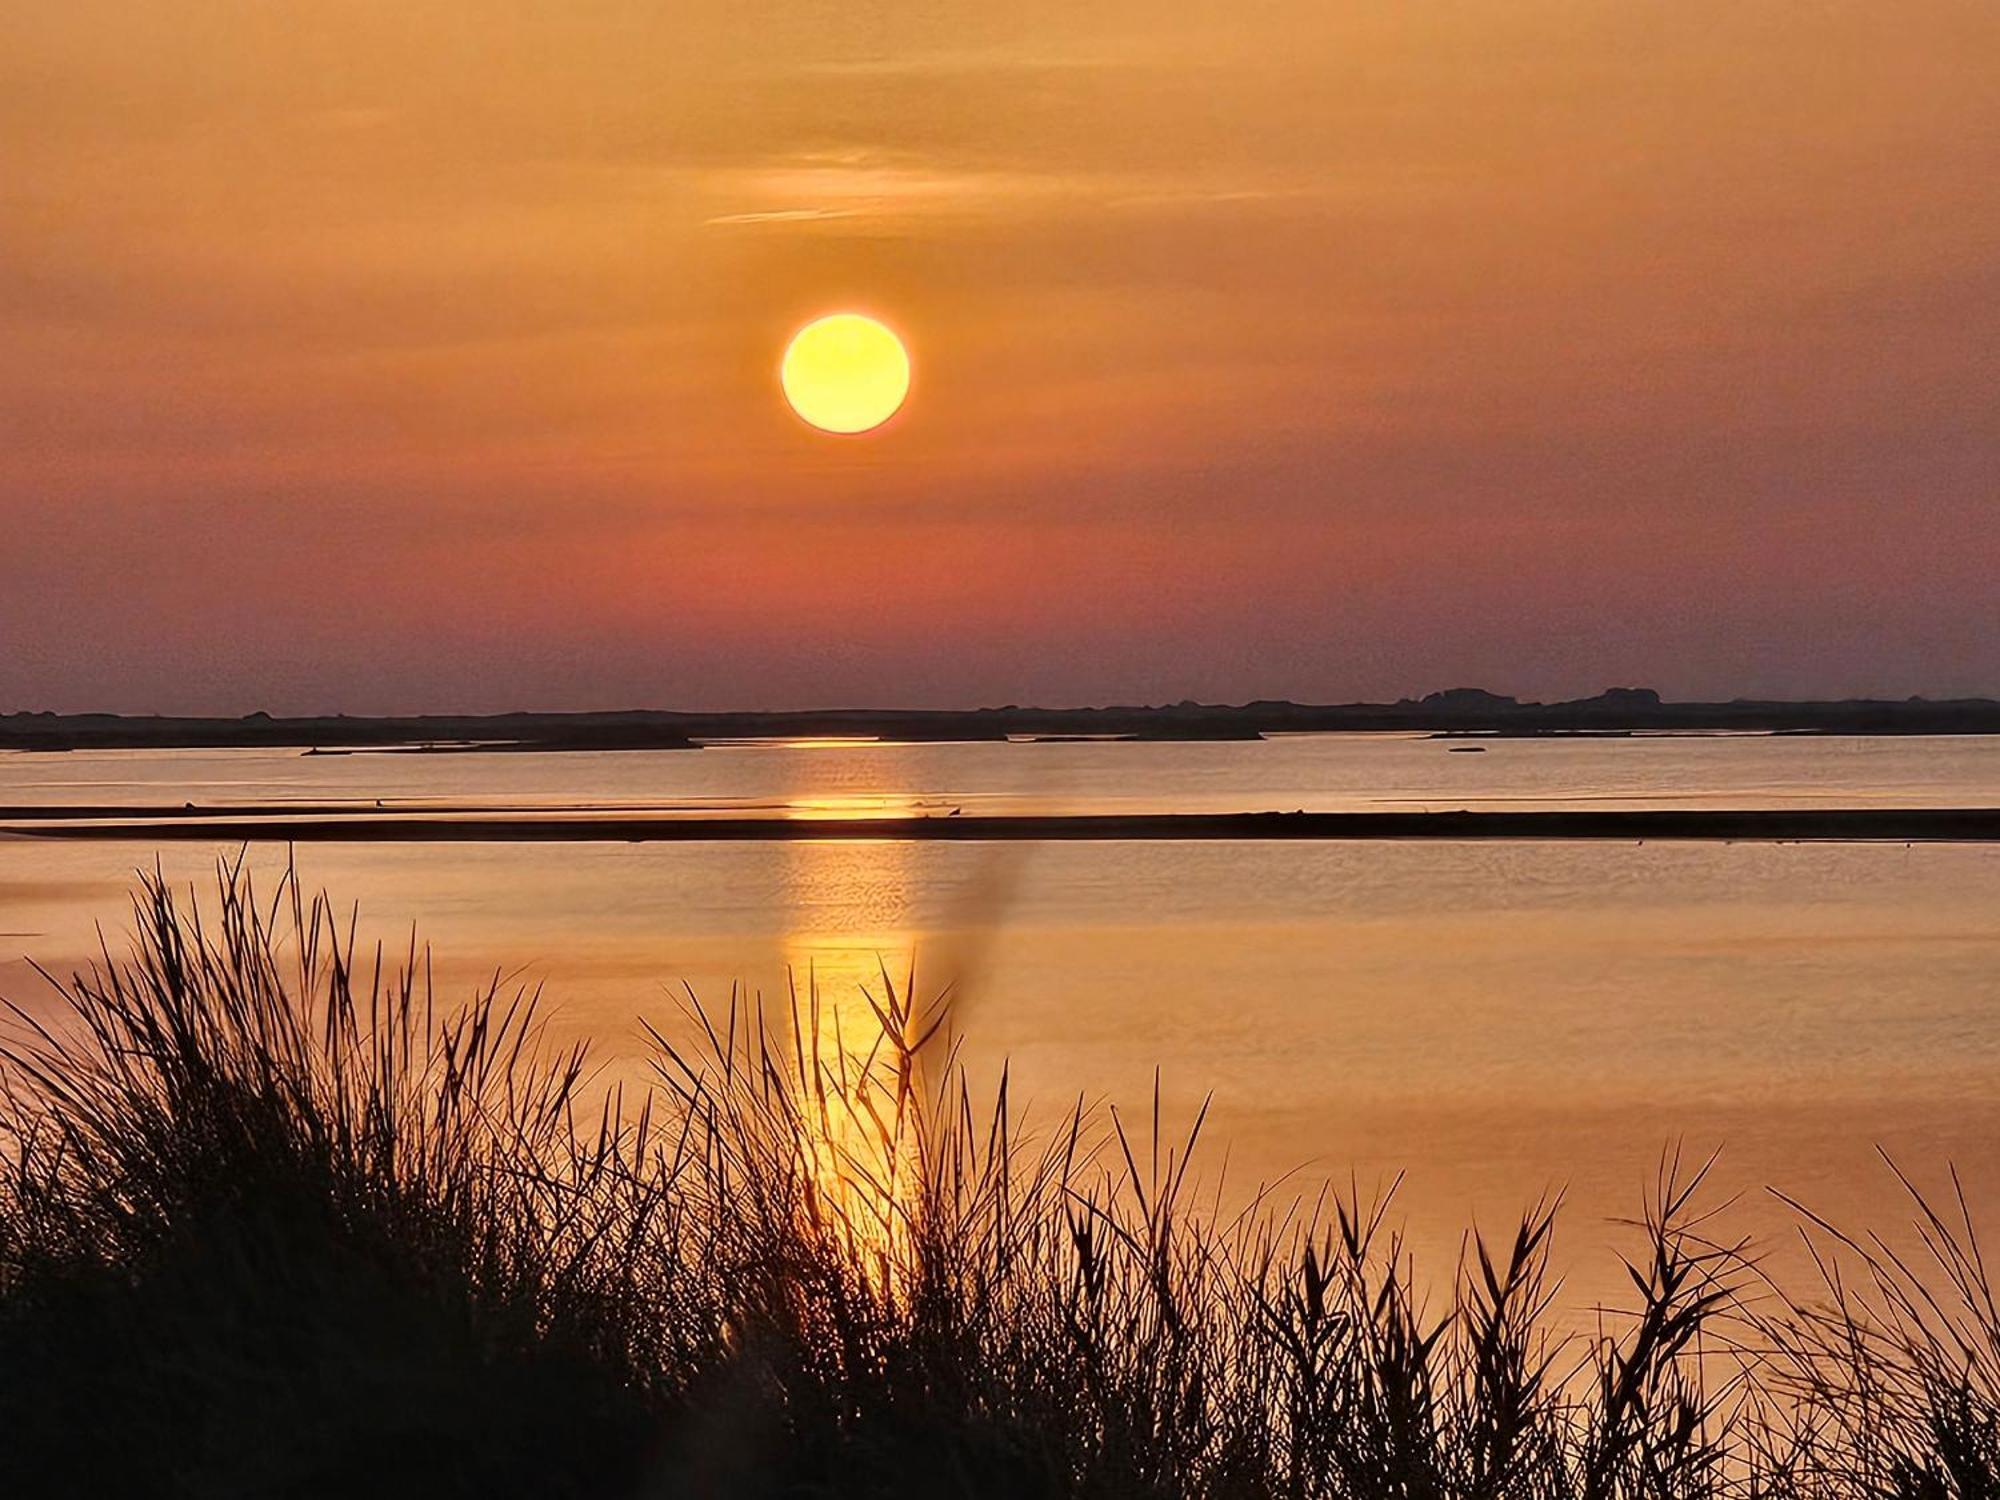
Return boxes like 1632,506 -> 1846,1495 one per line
8,809 -> 2000,844
5,687 -> 2000,754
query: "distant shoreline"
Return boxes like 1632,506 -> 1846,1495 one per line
6,687 -> 2000,753
7,808 -> 2000,843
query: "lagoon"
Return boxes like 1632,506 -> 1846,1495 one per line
4,732 -> 1998,1302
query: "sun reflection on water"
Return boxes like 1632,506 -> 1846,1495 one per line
781,790 -> 945,821
777,827 -> 938,1286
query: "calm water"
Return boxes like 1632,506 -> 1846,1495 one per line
5,734 -> 1999,1302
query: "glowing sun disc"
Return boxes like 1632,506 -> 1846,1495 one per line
780,313 -> 911,434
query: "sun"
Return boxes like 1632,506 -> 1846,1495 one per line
780,313 -> 911,435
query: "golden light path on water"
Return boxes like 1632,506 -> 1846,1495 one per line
778,799 -> 926,1279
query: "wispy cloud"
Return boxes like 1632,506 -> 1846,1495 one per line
695,152 -> 1078,229
1102,186 -> 1329,212
693,146 -> 1350,231
782,36 -> 1237,81
703,206 -> 865,227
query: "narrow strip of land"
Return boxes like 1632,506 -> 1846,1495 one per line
0,801 -> 759,821
4,809 -> 1999,842
9,688 -> 2000,751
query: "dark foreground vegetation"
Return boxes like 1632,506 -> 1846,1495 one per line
2,868 -> 1996,1498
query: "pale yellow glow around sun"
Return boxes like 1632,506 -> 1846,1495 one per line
780,314 -> 911,434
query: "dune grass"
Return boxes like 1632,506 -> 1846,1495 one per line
0,862 -> 1993,1498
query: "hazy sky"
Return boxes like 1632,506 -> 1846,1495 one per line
3,1 -> 1995,713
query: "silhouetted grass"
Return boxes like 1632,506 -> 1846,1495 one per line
0,862 -> 1993,1498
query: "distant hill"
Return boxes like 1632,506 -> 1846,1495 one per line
5,689 -> 2000,753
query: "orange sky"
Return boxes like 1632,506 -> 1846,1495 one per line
2,2 -> 1995,712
